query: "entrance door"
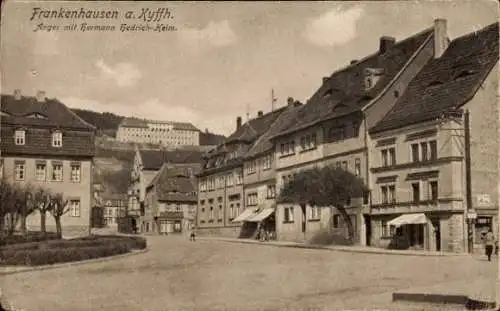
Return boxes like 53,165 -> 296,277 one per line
364,215 -> 372,246
431,219 -> 441,251
166,221 -> 174,233
160,221 -> 168,234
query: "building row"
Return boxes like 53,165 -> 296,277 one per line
195,19 -> 499,253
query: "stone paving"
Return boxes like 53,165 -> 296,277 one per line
0,235 -> 495,311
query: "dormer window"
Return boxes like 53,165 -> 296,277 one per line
364,68 -> 384,90
52,130 -> 63,147
14,130 -> 25,145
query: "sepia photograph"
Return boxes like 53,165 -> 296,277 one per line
0,0 -> 499,310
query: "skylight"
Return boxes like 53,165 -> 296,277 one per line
453,70 -> 476,80
427,80 -> 443,88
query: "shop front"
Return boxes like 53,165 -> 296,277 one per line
233,204 -> 276,239
155,211 -> 184,235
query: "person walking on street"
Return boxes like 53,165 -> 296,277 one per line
484,229 -> 495,261
190,226 -> 196,242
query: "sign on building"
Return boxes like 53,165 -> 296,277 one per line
476,194 -> 491,207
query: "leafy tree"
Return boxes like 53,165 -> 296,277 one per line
34,187 -> 53,234
0,179 -> 16,233
278,165 -> 368,243
50,193 -> 69,238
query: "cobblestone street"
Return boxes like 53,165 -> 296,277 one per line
0,236 -> 495,311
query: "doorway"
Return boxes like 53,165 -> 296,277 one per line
364,215 -> 372,246
431,219 -> 441,251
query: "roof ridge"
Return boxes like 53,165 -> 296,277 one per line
450,22 -> 499,43
58,99 -> 96,130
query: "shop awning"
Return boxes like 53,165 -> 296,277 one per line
388,213 -> 428,228
232,208 -> 258,223
246,208 -> 275,222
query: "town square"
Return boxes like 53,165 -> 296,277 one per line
0,1 -> 499,310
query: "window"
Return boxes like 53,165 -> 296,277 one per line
14,130 -> 25,145
35,162 -> 46,181
310,206 -> 320,219
280,140 -> 296,157
246,160 -> 257,174
247,193 -> 258,206
389,148 -> 396,165
176,204 -> 182,211
381,220 -> 390,236
342,161 -> 348,171
412,182 -> 420,203
70,162 -> 81,183
381,149 -> 388,167
52,131 -> 63,147
235,171 -> 243,185
300,133 -> 317,151
354,158 -> 361,176
174,221 -> 182,232
15,161 -> 25,181
421,142 -> 428,161
381,186 -> 388,204
226,173 -> 234,186
263,154 -> 273,170
388,185 -> 396,203
284,207 -> 294,222
335,161 -> 341,168
52,162 -> 63,181
329,126 -> 345,142
266,184 -> 276,199
429,140 -> 437,160
411,144 -> 419,162
430,181 -> 438,201
69,200 -> 80,217
363,191 -> 370,205
209,207 -> 214,220
333,215 -> 340,228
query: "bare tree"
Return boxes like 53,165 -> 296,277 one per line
18,183 -> 36,236
0,179 -> 15,234
50,193 -> 69,238
34,187 -> 53,235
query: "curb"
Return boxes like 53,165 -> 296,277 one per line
0,248 -> 149,276
201,238 -> 470,257
392,292 -> 496,310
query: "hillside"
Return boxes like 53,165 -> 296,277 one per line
71,108 -> 226,145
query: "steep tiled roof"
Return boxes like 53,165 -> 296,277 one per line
1,95 -> 95,130
272,28 -> 434,138
371,22 -> 499,133
140,149 -> 204,170
226,107 -> 287,144
245,103 -> 303,159
120,117 -> 199,131
148,163 -> 197,202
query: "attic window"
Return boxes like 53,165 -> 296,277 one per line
323,89 -> 333,98
25,113 -> 48,119
427,81 -> 443,88
332,103 -> 347,111
364,68 -> 384,90
15,129 -> 26,145
52,130 -> 63,147
453,70 -> 476,80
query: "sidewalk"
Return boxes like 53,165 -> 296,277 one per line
199,236 -> 472,257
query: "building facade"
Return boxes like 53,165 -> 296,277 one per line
270,20 -> 441,244
143,163 -> 199,235
102,193 -> 128,228
197,109 -> 286,237
117,118 -> 200,146
0,90 -> 95,236
368,22 -> 499,253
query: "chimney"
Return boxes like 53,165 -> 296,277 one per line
323,77 -> 329,84
350,60 -> 358,65
257,110 -> 263,117
36,90 -> 46,102
287,97 -> 294,107
13,89 -> 21,100
236,116 -> 242,130
434,18 -> 448,58
379,36 -> 396,54
205,128 -> 209,133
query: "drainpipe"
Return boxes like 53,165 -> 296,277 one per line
464,109 -> 473,254
363,115 -> 371,246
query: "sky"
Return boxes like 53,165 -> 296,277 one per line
1,1 -> 498,136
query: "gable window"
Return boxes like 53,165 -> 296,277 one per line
69,199 -> 81,217
70,162 -> 81,183
411,144 -> 419,162
15,161 -> 25,181
52,162 -> 63,182
15,130 -> 25,145
52,131 -> 63,147
284,206 -> 294,222
35,161 -> 47,181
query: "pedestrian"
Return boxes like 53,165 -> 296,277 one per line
259,227 -> 265,242
484,228 -> 495,261
190,227 -> 196,242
